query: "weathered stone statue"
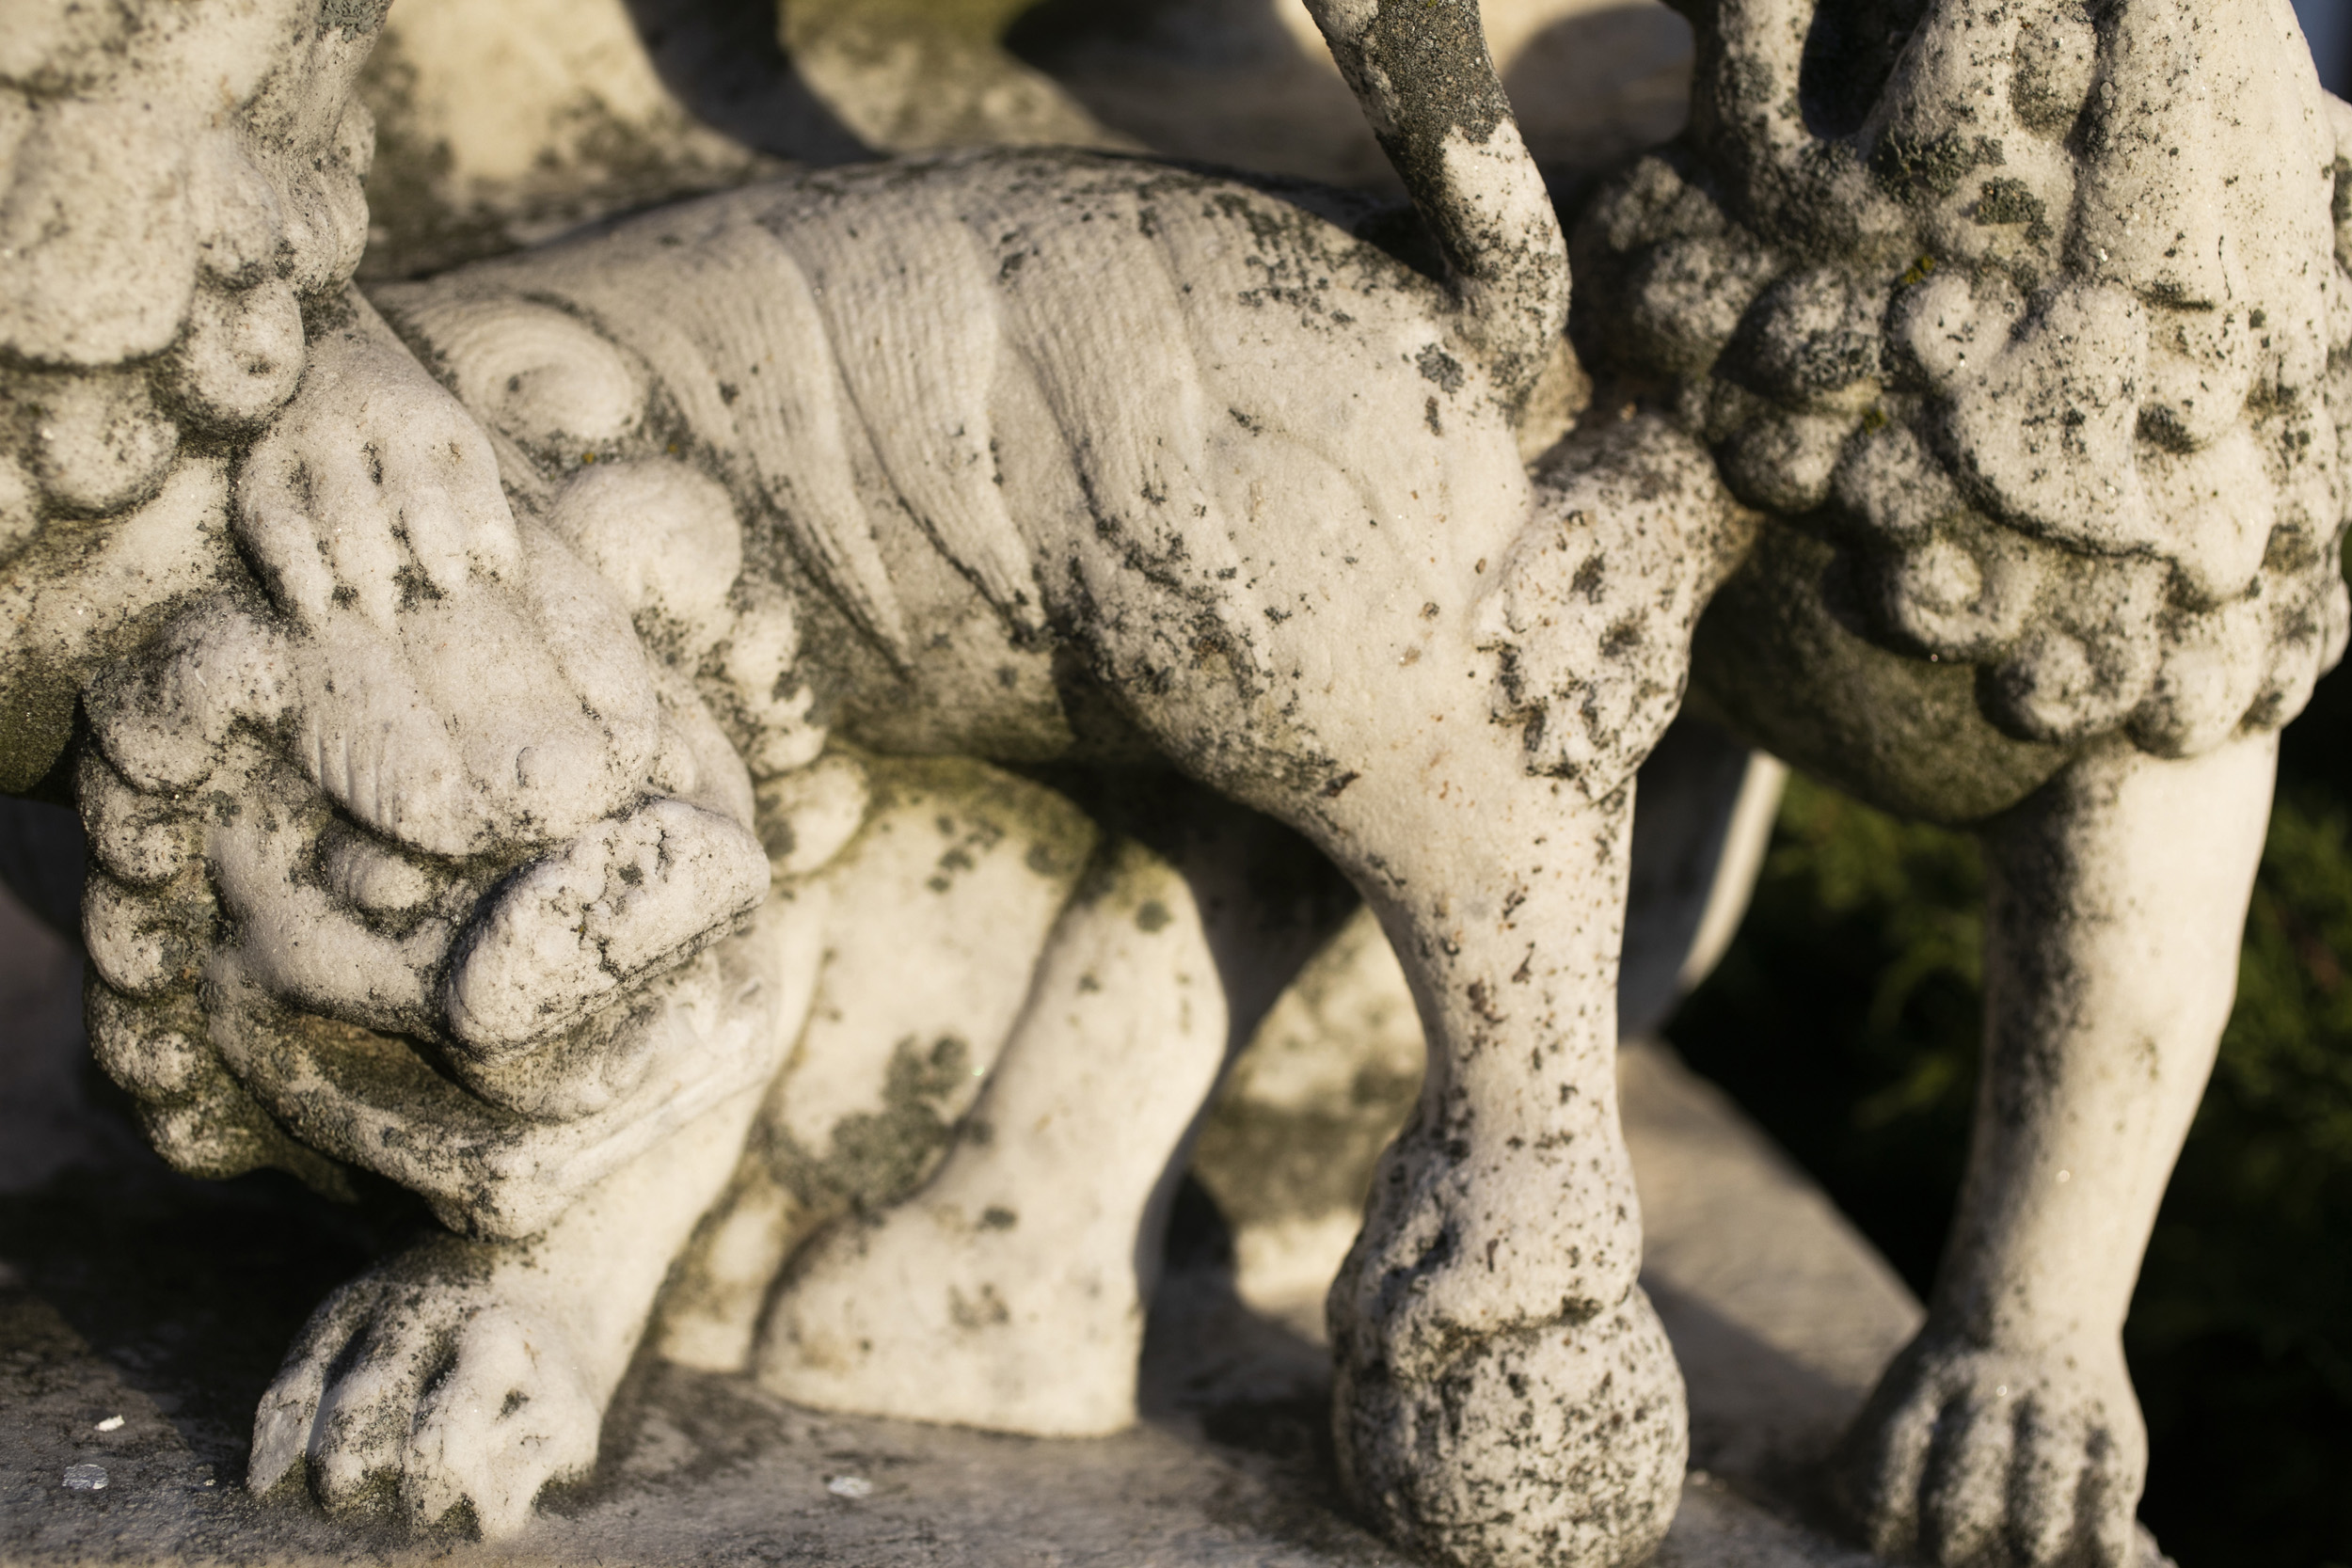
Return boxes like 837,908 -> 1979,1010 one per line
4,2 -> 2344,1567
1573,3 -> 2350,1560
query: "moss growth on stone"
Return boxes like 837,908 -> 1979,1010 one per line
756,1032 -> 983,1227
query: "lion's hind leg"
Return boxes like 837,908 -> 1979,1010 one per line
648,754 -> 1099,1372
752,832 -> 1230,1435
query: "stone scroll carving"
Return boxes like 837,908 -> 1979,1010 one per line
3,3 -> 2346,1568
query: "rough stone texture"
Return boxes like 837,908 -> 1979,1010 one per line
1561,2 -> 2352,1561
5,7 -> 1738,1563
7,873 -> 2181,1566
751,832 -> 1229,1438
2,3 -> 2320,1565
1574,0 -> 2352,811
247,104 -> 1740,1557
0,0 -> 387,794
1190,714 -> 1784,1337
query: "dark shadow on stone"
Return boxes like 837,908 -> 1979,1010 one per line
0,798 -> 85,942
1645,1274 -> 1862,1539
1009,0 -> 1300,71
1502,2 -> 1695,206
0,1164 -> 382,1478
580,1354 -> 808,1512
0,971 -> 412,1495
1006,0 -> 1398,192
1796,0 -> 1926,140
0,1147 -> 408,1567
1136,1250 -> 1377,1562
623,0 -> 873,165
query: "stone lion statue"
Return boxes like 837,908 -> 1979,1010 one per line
3,3 -> 2344,1567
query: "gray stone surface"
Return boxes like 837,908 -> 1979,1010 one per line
0,878 -> 2161,1566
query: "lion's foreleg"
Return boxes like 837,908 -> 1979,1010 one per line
1837,730 -> 2277,1567
1313,758 -> 1685,1568
249,1083 -> 768,1536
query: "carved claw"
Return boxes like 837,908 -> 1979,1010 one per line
236,296 -> 524,628
1834,1333 -> 2145,1568
250,1241 -> 603,1538
217,294 -> 666,858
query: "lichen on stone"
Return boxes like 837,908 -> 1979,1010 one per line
1574,0 -> 2352,769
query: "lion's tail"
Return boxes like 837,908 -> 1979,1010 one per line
1302,0 -> 1569,408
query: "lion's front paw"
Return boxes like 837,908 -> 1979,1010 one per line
1834,1331 -> 2147,1568
249,1244 -> 603,1539
222,296 -> 671,858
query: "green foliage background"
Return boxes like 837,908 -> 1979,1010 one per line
1671,649 -> 2352,1565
